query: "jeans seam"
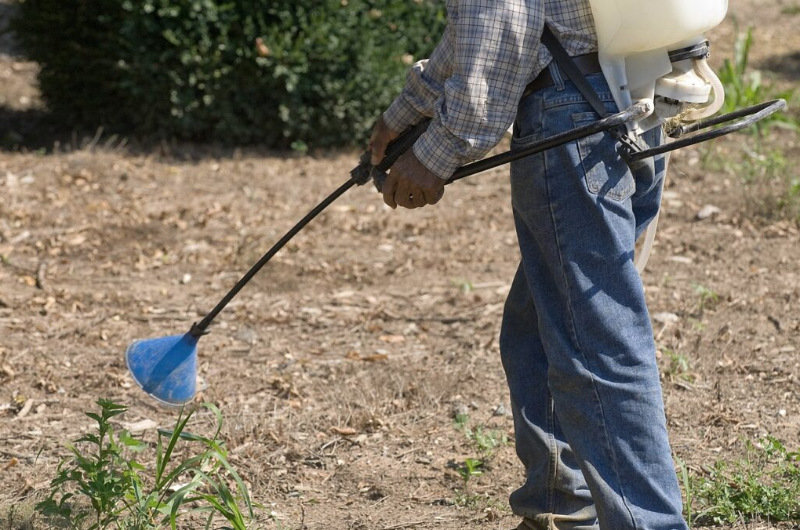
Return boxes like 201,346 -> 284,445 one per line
546,396 -> 557,515
543,150 -> 640,530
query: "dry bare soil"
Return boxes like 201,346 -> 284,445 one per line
1,0 -> 800,528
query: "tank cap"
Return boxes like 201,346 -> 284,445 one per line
668,40 -> 711,62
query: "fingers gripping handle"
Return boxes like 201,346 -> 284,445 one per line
350,118 -> 432,191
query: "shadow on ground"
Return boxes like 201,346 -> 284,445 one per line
762,51 -> 800,82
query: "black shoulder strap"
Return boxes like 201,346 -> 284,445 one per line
540,24 -> 608,119
540,24 -> 643,159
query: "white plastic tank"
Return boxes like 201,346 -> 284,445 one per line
586,0 -> 728,122
589,0 -> 728,56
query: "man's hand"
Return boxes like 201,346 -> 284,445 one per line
381,150 -> 445,209
369,116 -> 445,209
369,115 -> 400,166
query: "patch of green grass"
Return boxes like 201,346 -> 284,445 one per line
685,436 -> 800,526
702,25 -> 800,220
718,26 -> 797,131
34,398 -> 255,529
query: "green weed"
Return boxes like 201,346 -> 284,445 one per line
662,348 -> 694,383
692,283 -> 719,315
738,147 -> 787,185
453,412 -> 470,430
452,490 -> 508,512
36,398 -> 255,529
451,279 -> 474,294
677,457 -> 694,527
687,436 -> 800,525
451,413 -> 508,499
717,26 -> 797,132
706,25 -> 800,219
453,414 -> 508,458
456,458 -> 484,484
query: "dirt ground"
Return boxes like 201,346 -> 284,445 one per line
1,1 -> 800,529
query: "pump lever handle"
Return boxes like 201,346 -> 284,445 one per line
628,99 -> 787,162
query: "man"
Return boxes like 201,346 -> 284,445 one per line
369,1 -> 687,529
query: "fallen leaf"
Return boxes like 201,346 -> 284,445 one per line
653,312 -> 679,325
696,205 -> 721,220
122,419 -> 159,433
16,399 -> 33,418
330,426 -> 357,436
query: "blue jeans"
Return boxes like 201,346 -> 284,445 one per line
499,66 -> 686,530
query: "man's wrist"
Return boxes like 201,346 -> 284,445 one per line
412,121 -> 462,181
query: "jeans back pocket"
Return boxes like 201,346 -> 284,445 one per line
572,112 -> 634,202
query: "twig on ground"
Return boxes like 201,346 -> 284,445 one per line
381,521 -> 427,530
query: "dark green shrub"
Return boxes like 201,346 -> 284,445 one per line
11,0 -> 446,147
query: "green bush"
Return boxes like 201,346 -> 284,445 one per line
11,0 -> 446,148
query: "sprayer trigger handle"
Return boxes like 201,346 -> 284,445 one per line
350,118 -> 432,192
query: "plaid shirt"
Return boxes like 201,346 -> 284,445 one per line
383,0 -> 597,179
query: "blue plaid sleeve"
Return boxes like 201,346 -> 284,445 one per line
383,0 -> 597,180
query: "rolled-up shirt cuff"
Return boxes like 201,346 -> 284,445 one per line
383,95 -> 427,135
412,119 -> 464,180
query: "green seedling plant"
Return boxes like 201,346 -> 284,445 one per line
452,412 -> 509,502
688,436 -> 800,525
718,26 -> 797,133
662,348 -> 694,384
457,457 -> 484,484
703,25 -> 800,219
692,283 -> 719,316
454,413 -> 509,458
701,25 -> 800,219
451,278 -> 474,294
36,398 -> 254,530
450,417 -> 511,512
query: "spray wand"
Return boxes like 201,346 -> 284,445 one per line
126,98 -> 783,405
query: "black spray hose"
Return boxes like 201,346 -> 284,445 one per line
189,178 -> 358,337
190,98 -> 784,337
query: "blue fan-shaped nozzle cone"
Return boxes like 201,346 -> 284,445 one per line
125,332 -> 199,406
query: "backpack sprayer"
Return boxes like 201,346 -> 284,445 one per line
126,0 -> 786,405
